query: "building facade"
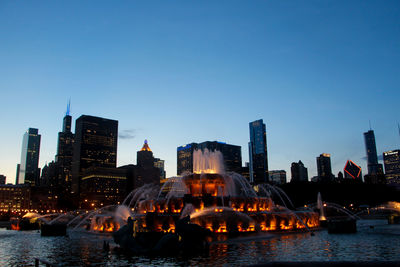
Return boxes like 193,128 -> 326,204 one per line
137,140 -> 155,169
383,150 -> 400,185
79,166 -> 127,209
316,153 -> 333,182
154,158 -> 166,180
55,106 -> 74,192
269,170 -> 287,185
248,119 -> 268,184
177,141 -> 242,175
343,160 -> 362,180
17,128 -> 41,186
71,115 -> 118,201
290,161 -> 308,182
0,184 -> 31,212
364,130 -> 384,175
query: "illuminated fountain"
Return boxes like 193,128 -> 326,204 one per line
67,205 -> 132,233
118,149 -> 319,235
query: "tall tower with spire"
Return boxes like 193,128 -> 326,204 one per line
56,101 -> 75,191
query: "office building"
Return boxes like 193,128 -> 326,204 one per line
248,119 -> 268,184
71,115 -> 118,199
177,141 -> 242,175
290,161 -> 308,183
137,140 -> 155,169
154,158 -> 166,180
135,140 -> 162,187
0,175 -> 5,185
55,103 -> 74,191
239,163 -> 250,181
364,130 -> 383,175
383,150 -> 400,185
0,184 -> 31,212
119,140 -> 162,194
15,164 -> 20,185
79,166 -> 127,209
316,153 -> 333,182
343,160 -> 362,180
269,170 -> 286,185
17,128 -> 41,186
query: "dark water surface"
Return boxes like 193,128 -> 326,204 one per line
1,220 -> 399,266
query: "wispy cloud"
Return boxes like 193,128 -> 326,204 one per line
361,155 -> 384,161
119,129 -> 136,140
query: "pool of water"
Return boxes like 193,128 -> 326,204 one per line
1,220 -> 399,266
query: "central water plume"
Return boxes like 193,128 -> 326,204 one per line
193,149 -> 225,174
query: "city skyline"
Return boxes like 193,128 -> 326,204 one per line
2,110 -> 399,185
1,1 -> 400,183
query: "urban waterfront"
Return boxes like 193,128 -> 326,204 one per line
1,1 -> 400,266
1,220 -> 400,266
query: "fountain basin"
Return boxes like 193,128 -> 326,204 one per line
41,223 -> 67,236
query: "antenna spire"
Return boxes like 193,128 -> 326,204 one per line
369,120 -> 372,130
66,99 -> 71,116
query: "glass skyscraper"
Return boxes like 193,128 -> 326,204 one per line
249,119 -> 268,184
17,128 -> 41,185
364,130 -> 381,175
177,141 -> 242,175
316,153 -> 333,182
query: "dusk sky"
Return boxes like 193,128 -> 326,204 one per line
1,1 -> 399,184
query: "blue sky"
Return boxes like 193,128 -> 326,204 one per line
1,1 -> 399,184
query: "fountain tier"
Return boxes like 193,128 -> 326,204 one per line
126,173 -> 319,234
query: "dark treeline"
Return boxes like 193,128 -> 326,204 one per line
279,182 -> 400,207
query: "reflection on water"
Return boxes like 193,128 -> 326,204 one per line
1,220 -> 400,266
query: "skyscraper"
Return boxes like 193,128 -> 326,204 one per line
177,143 -> 197,175
0,175 -> 5,185
364,130 -> 383,175
137,140 -> 155,169
343,160 -> 362,180
17,128 -> 41,186
71,115 -> 118,198
290,161 -> 308,183
316,153 -> 333,182
55,103 -> 74,191
249,119 -> 268,184
383,150 -> 400,185
154,158 -> 166,180
177,141 -> 242,175
135,140 -> 161,187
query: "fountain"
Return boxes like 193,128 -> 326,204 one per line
112,149 -> 319,236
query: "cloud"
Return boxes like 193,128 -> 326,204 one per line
119,129 -> 136,140
361,155 -> 384,161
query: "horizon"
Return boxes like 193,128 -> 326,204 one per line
1,1 -> 400,183
3,110 -> 399,184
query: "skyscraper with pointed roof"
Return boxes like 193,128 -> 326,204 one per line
137,140 -> 155,169
56,102 -> 75,192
